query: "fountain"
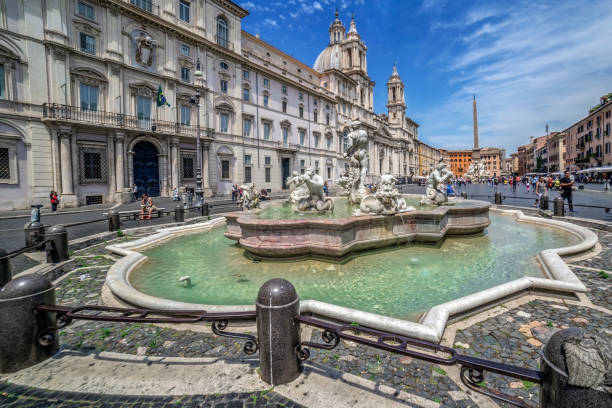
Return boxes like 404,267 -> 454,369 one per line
103,121 -> 597,343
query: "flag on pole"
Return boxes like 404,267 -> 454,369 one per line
156,85 -> 170,107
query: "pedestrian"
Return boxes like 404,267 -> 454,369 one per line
140,194 -> 155,220
526,178 -> 530,193
323,181 -> 329,196
172,186 -> 180,201
132,184 -> 138,201
559,171 -> 575,213
231,184 -> 238,201
534,176 -> 548,207
50,191 -> 59,212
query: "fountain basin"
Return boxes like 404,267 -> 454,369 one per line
225,197 -> 491,257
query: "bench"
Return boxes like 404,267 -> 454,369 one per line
103,207 -> 166,220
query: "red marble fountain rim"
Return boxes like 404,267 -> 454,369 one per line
225,199 -> 491,227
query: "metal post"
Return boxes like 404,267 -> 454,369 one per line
192,87 -> 203,209
256,278 -> 301,385
174,204 -> 184,223
107,209 -> 120,232
24,221 -> 45,250
45,225 -> 69,263
554,197 -> 565,216
0,248 -> 11,288
494,191 -> 502,205
202,202 -> 210,217
540,328 -> 611,408
461,191 -> 468,199
0,274 -> 58,373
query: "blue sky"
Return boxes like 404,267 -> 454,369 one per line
239,0 -> 612,154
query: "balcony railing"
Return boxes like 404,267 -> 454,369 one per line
215,35 -> 232,50
42,103 -> 198,137
128,0 -> 159,15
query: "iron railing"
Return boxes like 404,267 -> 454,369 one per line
42,104 -> 199,137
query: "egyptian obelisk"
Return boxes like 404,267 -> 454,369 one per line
472,95 -> 481,161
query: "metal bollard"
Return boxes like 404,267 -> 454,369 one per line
256,279 -> 301,385
494,191 -> 502,205
45,225 -> 69,263
202,202 -> 210,217
174,205 -> 184,223
540,328 -> 611,408
107,209 -> 120,232
461,191 -> 468,199
24,221 -> 45,250
0,248 -> 11,288
0,274 -> 58,373
554,197 -> 565,216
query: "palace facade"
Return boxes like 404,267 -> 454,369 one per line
0,0 -> 431,210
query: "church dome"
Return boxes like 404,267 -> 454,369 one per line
313,43 -> 342,72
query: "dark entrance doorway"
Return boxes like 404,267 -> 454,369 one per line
133,141 -> 160,197
281,158 -> 290,189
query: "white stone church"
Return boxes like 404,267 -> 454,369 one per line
0,0 -> 434,210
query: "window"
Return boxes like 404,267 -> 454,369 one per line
282,100 -> 287,113
131,0 -> 152,12
243,118 -> 251,137
299,130 -> 305,146
220,79 -> 228,94
180,106 -> 191,125
263,94 -> 269,107
313,111 -> 318,122
0,65 -> 4,99
265,167 -> 271,183
244,154 -> 252,183
263,122 -> 270,140
179,0 -> 190,22
314,133 -> 320,148
182,156 -> 194,179
343,130 -> 349,153
300,160 -> 305,173
220,61 -> 229,70
80,84 -> 98,111
181,67 -> 190,82
220,113 -> 229,133
79,146 -> 107,183
298,92 -> 303,100
326,113 -> 330,125
78,2 -> 94,19
606,143 -> 611,154
299,105 -> 303,118
137,96 -> 151,128
244,154 -> 251,165
221,160 -> 230,179
326,136 -> 332,150
181,44 -> 190,56
0,148 -> 9,180
327,166 -> 331,179
315,161 -> 319,174
243,70 -> 250,80
282,85 -> 287,94
80,32 -> 95,54
263,78 -> 269,88
217,16 -> 229,48
314,99 -> 318,106
243,87 -> 250,102
282,127 -> 289,145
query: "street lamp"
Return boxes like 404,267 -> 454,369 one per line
190,58 -> 204,208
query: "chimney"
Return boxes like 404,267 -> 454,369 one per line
255,33 -> 261,39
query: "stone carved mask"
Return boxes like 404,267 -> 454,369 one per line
564,334 -> 612,389
135,32 -> 154,67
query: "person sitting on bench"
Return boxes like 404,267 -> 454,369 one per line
140,194 -> 155,220
259,189 -> 269,200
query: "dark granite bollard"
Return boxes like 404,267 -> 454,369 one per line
107,209 -> 120,232
256,279 -> 301,385
540,328 -> 612,408
0,248 -> 11,288
461,191 -> 468,199
0,274 -> 57,373
174,205 -> 184,223
45,225 -> 69,263
24,221 -> 45,250
494,191 -> 502,205
202,202 -> 210,217
540,195 -> 549,211
553,197 -> 564,217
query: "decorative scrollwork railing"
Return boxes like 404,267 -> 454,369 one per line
35,304 -> 258,355
296,315 -> 542,408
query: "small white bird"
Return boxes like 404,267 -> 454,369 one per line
178,276 -> 192,288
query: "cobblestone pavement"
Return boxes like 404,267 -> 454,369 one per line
0,381 -> 303,407
3,219 -> 611,407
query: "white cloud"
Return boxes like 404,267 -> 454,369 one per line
264,18 -> 278,28
419,1 -> 612,153
240,1 -> 256,10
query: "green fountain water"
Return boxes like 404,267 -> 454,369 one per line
129,214 -> 578,320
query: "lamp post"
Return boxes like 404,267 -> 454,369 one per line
191,58 -> 204,208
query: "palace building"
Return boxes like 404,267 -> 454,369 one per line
0,1 -> 432,210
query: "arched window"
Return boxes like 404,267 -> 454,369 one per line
217,16 -> 229,48
343,129 -> 349,153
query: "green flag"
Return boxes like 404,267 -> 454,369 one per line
156,85 -> 170,107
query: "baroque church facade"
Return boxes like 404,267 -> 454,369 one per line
0,0 -> 439,210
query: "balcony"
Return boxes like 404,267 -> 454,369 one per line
42,103 -> 199,137
128,0 -> 159,15
576,143 -> 585,150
